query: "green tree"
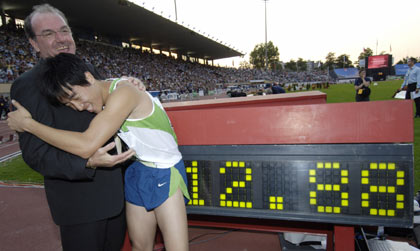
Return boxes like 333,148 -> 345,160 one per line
325,52 -> 336,70
284,60 -> 297,71
397,57 -> 419,64
336,54 -> 353,68
249,41 -> 280,70
358,47 -> 373,60
296,58 -> 307,71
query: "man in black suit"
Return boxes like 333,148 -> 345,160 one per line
11,4 -> 134,250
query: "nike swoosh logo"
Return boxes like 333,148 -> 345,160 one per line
158,182 -> 167,187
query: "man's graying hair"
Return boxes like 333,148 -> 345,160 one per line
24,3 -> 69,39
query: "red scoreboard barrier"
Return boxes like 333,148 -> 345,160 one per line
167,100 -> 413,145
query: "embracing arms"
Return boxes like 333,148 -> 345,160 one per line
9,83 -> 142,159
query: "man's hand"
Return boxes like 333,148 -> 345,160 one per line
86,142 -> 135,168
123,76 -> 146,92
416,88 -> 419,94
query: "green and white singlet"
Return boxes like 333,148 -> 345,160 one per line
109,78 -> 182,168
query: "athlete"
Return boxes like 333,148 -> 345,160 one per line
8,53 -> 190,251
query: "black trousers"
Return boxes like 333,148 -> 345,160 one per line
60,210 -> 126,251
405,83 -> 420,116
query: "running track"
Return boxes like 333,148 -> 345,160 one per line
0,120 -> 20,161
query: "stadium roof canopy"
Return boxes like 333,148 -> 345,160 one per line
0,0 -> 243,60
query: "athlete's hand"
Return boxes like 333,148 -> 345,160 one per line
7,100 -> 32,132
87,142 -> 135,168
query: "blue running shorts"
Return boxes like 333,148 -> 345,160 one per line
124,160 -> 190,211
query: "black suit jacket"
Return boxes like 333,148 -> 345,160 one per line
11,61 -> 124,226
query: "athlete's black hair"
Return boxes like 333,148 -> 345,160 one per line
41,53 -> 95,106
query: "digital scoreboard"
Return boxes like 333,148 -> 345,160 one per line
182,144 -> 413,228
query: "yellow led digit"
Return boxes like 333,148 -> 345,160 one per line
312,162 -> 346,214
221,160 -> 253,209
187,161 -> 206,207
361,162 -> 406,217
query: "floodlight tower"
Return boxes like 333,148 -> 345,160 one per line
264,0 -> 268,71
174,0 -> 178,22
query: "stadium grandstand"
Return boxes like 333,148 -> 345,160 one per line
394,63 -> 420,76
0,0 -> 331,100
329,68 -> 359,83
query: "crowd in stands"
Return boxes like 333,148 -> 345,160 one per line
1,28 -> 330,93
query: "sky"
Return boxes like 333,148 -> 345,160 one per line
132,0 -> 420,67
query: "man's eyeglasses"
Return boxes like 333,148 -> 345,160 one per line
35,27 -> 72,39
